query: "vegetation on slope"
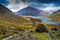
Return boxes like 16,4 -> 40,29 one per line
50,10 -> 60,22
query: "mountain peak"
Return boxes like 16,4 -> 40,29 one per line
0,4 -> 13,14
0,4 -> 15,17
26,6 -> 36,9
16,6 -> 41,16
24,6 -> 39,11
26,6 -> 33,8
16,6 -> 50,17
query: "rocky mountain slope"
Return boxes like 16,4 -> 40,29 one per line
50,10 -> 60,22
16,6 -> 50,17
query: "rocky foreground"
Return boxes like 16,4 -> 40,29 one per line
2,30 -> 38,40
2,30 -> 60,40
2,24 -> 60,40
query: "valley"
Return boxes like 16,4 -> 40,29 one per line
0,4 -> 60,40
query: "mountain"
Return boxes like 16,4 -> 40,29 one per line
50,10 -> 60,22
16,6 -> 50,17
16,6 -> 40,16
0,4 -> 27,23
0,4 -> 41,28
0,4 -> 44,39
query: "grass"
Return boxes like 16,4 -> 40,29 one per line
0,17 -> 60,40
35,32 -> 50,40
0,23 -> 60,40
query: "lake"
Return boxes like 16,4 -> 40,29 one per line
31,16 -> 60,25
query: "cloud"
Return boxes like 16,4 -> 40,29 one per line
36,3 -> 60,13
22,0 -> 60,3
6,0 -> 28,12
5,0 -> 60,12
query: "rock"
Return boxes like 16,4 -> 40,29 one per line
32,35 -> 38,40
51,27 -> 58,31
2,30 -> 38,40
36,24 -> 48,33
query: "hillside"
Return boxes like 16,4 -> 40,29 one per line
0,4 -> 40,28
50,10 -> 60,22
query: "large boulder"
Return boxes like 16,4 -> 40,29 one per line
36,24 -> 48,33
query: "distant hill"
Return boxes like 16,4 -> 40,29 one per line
16,6 -> 50,17
50,10 -> 60,22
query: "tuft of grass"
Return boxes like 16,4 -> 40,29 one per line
35,32 -> 50,40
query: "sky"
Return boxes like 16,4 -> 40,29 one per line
0,0 -> 60,13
